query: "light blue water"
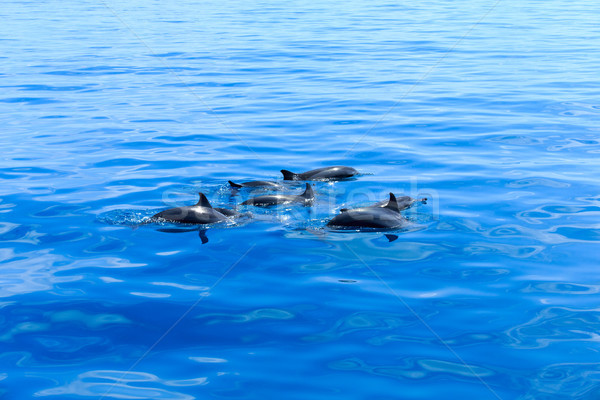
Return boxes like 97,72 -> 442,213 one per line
2,0 -> 600,398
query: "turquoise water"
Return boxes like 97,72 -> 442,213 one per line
2,0 -> 600,398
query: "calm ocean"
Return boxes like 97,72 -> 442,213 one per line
1,0 -> 600,398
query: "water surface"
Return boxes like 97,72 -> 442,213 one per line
1,0 -> 600,398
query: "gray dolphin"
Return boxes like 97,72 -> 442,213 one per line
152,193 -> 231,224
241,183 -> 314,207
228,180 -> 285,190
351,195 -> 427,212
281,166 -> 358,181
213,207 -> 243,218
327,193 -> 407,229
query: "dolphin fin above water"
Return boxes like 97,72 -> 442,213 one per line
195,192 -> 213,208
383,192 -> 400,213
280,169 -> 300,181
301,182 -> 314,199
373,195 -> 427,211
228,180 -> 244,189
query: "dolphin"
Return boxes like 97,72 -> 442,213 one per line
326,193 -> 407,229
228,180 -> 285,190
212,207 -> 243,218
241,183 -> 314,207
280,166 -> 358,181
151,192 -> 231,224
342,195 -> 427,213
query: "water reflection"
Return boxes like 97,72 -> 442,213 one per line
0,247 -> 145,298
303,311 -> 419,343
196,308 -> 295,324
0,248 -> 77,298
504,307 -> 600,349
523,362 -> 600,399
35,370 -> 200,399
521,282 -> 600,295
329,356 -> 494,380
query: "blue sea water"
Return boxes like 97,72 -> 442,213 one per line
1,0 -> 600,398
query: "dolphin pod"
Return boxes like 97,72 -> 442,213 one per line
148,165 -> 425,234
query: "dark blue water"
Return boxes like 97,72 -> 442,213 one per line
2,0 -> 600,398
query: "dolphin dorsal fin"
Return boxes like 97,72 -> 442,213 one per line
281,169 -> 298,181
195,193 -> 212,208
228,180 -> 243,189
301,183 -> 314,198
384,193 -> 400,213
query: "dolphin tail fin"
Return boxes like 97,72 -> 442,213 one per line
281,169 -> 298,180
196,192 -> 213,208
419,197 -> 428,205
384,193 -> 400,213
301,183 -> 314,199
228,180 -> 243,189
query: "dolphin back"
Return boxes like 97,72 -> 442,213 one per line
153,206 -> 225,224
213,207 -> 240,217
307,166 -> 357,180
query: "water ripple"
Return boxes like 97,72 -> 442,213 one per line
36,370 -> 198,399
523,362 -> 600,399
504,307 -> 600,349
303,311 -> 420,343
2,0 -> 600,398
329,356 -> 494,380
